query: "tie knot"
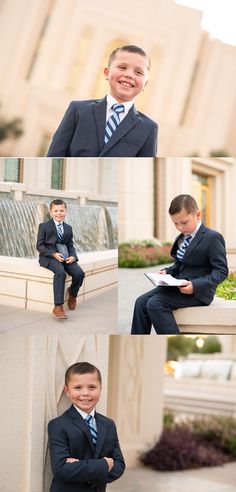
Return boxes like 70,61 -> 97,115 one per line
112,103 -> 125,114
185,235 -> 192,242
86,415 -> 93,424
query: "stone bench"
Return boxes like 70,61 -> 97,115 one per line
174,297 -> 236,334
0,251 -> 117,312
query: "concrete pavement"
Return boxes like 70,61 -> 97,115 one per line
118,264 -> 170,333
0,286 -> 118,335
107,462 -> 236,492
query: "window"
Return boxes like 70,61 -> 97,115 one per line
192,173 -> 211,226
4,158 -> 22,182
51,158 -> 64,189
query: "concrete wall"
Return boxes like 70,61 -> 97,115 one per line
0,251 -> 117,312
0,158 -> 118,202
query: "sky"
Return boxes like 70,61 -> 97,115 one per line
175,0 -> 236,46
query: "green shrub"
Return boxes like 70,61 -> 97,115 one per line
118,240 -> 172,268
190,416 -> 236,458
167,335 -> 221,361
216,272 -> 236,300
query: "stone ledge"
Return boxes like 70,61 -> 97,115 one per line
174,297 -> 236,334
0,251 -> 117,312
164,377 -> 236,416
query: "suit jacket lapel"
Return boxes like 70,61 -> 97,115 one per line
93,97 -> 107,153
67,405 -> 95,452
49,219 -> 58,241
99,105 -> 140,156
94,412 -> 106,457
183,224 -> 206,260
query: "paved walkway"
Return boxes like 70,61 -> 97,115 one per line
107,462 -> 236,492
118,264 -> 170,333
0,287 -> 117,335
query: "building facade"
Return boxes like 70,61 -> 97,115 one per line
0,0 -> 236,156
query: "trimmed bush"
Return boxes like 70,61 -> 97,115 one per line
118,240 -> 172,268
140,416 -> 236,471
216,272 -> 236,300
140,427 -> 231,471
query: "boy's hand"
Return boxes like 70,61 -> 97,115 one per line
179,281 -> 193,295
53,252 -> 64,262
103,457 -> 114,471
66,457 -> 79,463
158,269 -> 166,275
65,256 -> 76,264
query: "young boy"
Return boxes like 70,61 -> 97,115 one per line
48,362 -> 125,492
47,45 -> 158,157
36,199 -> 85,319
131,194 -> 228,334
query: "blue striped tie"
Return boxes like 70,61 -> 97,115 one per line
85,415 -> 97,445
57,223 -> 64,242
104,104 -> 125,144
176,235 -> 192,262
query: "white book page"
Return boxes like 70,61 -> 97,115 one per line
145,273 -> 188,287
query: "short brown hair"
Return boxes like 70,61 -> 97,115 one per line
108,45 -> 150,70
50,199 -> 67,209
168,194 -> 199,215
65,362 -> 102,385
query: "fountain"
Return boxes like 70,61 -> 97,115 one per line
0,199 -> 118,257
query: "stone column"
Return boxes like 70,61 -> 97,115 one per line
107,335 -> 167,467
118,158 -> 154,242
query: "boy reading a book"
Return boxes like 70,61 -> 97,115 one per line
131,194 -> 228,334
36,199 -> 85,319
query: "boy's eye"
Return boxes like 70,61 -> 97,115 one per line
136,70 -> 143,75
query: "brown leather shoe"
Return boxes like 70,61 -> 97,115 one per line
68,287 -> 77,310
52,305 -> 67,319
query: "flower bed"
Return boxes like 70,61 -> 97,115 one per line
118,239 -> 172,268
139,415 -> 236,471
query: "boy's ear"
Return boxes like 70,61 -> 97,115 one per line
64,384 -> 68,396
104,67 -> 109,80
142,79 -> 149,91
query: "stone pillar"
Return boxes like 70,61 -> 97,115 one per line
118,158 -> 154,242
107,335 -> 167,467
156,157 -> 192,242
0,335 -> 109,492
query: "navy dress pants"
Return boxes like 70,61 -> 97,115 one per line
46,258 -> 85,305
131,286 -> 206,334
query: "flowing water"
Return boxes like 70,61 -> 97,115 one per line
0,199 -> 118,257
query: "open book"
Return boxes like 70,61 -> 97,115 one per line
145,273 -> 188,287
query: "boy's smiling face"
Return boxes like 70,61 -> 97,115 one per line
64,372 -> 102,414
50,204 -> 66,223
104,50 -> 149,103
170,207 -> 201,235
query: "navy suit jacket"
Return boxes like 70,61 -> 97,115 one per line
48,405 -> 125,492
36,219 -> 78,267
166,224 -> 228,304
47,97 -> 158,157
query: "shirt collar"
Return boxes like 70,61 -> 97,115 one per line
53,219 -> 63,226
73,405 -> 95,420
106,94 -> 134,113
186,220 -> 202,239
